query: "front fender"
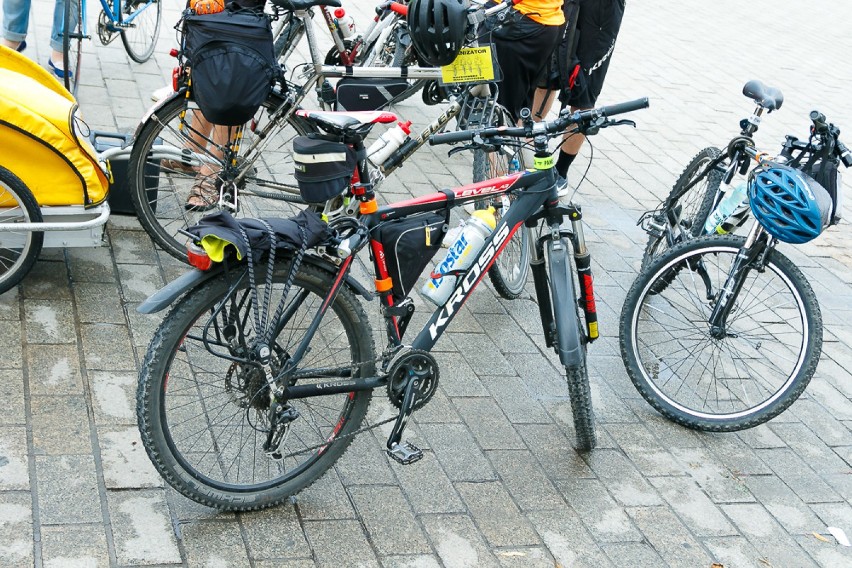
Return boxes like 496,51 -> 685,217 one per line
137,256 -> 373,314
547,239 -> 585,368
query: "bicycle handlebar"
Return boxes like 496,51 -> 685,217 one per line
429,97 -> 650,146
810,110 -> 829,134
810,110 -> 852,167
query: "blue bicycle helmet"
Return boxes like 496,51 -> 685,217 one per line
748,164 -> 832,244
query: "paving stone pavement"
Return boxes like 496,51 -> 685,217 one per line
2,0 -> 852,566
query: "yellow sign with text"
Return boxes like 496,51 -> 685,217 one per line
441,46 -> 495,84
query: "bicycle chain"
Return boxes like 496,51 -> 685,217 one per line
270,347 -> 407,460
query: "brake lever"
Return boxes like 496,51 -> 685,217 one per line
606,119 -> 637,128
448,144 -> 481,157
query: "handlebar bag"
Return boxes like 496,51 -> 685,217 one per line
373,213 -> 448,302
807,160 -> 842,226
182,7 -> 278,126
293,136 -> 357,203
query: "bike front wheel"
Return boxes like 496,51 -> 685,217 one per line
472,114 -> 530,299
642,147 -> 722,270
128,91 -> 317,261
119,0 -> 162,63
546,239 -> 595,450
62,0 -> 84,95
137,262 -> 376,511
621,235 -> 822,431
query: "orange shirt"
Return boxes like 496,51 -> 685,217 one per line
511,0 -> 565,26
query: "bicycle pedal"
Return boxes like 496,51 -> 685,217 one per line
386,441 -> 423,465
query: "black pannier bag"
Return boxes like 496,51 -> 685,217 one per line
374,213 -> 448,302
335,77 -> 410,111
293,136 -> 357,203
182,7 -> 278,126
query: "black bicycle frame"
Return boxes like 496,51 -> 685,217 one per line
275,165 -> 561,401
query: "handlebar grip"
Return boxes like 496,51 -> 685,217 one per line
837,140 -> 852,168
810,110 -> 829,134
430,130 -> 476,145
598,97 -> 650,118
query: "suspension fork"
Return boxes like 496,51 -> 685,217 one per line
707,221 -> 769,338
569,210 -> 598,341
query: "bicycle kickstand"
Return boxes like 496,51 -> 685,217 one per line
386,377 -> 424,465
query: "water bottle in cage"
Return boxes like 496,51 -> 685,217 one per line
704,182 -> 749,234
422,207 -> 497,305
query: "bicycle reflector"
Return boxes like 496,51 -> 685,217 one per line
187,242 -> 213,270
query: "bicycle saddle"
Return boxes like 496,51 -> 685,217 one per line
742,80 -> 784,111
270,0 -> 342,10
296,110 -> 399,134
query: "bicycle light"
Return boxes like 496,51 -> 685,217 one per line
187,242 -> 212,271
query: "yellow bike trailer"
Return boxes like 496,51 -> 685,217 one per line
0,45 -> 111,293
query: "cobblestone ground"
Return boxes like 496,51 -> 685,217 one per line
2,0 -> 852,566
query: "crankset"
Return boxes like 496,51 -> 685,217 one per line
386,349 -> 439,410
97,11 -> 120,45
385,349 -> 439,465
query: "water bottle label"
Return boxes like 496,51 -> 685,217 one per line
428,234 -> 469,287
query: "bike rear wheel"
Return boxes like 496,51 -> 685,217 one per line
62,0 -> 84,95
137,262 -> 375,511
119,0 -> 162,63
0,166 -> 43,295
642,147 -> 722,270
127,91 -> 317,262
621,235 -> 822,431
472,107 -> 530,299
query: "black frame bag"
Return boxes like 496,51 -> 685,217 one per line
335,77 -> 410,111
374,213 -> 448,302
182,8 -> 278,126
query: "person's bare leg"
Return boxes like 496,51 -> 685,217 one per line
187,123 -> 229,208
531,88 -> 558,122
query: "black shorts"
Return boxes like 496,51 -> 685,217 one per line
492,12 -> 562,123
538,0 -> 625,108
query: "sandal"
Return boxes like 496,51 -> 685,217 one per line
185,175 -> 220,211
162,158 -> 198,174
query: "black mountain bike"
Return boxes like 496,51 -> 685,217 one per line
621,110 -> 850,432
134,98 -> 649,511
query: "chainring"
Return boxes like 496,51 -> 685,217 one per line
386,349 -> 439,410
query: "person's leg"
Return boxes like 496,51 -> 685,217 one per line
49,0 -> 77,72
187,122 -> 229,209
2,0 -> 30,49
532,88 -> 559,122
556,0 -> 625,179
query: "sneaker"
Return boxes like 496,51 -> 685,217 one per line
556,174 -> 571,197
47,59 -> 72,79
150,84 -> 174,102
556,175 -> 570,198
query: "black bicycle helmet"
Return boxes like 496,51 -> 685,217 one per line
408,0 -> 469,66
748,164 -> 832,244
